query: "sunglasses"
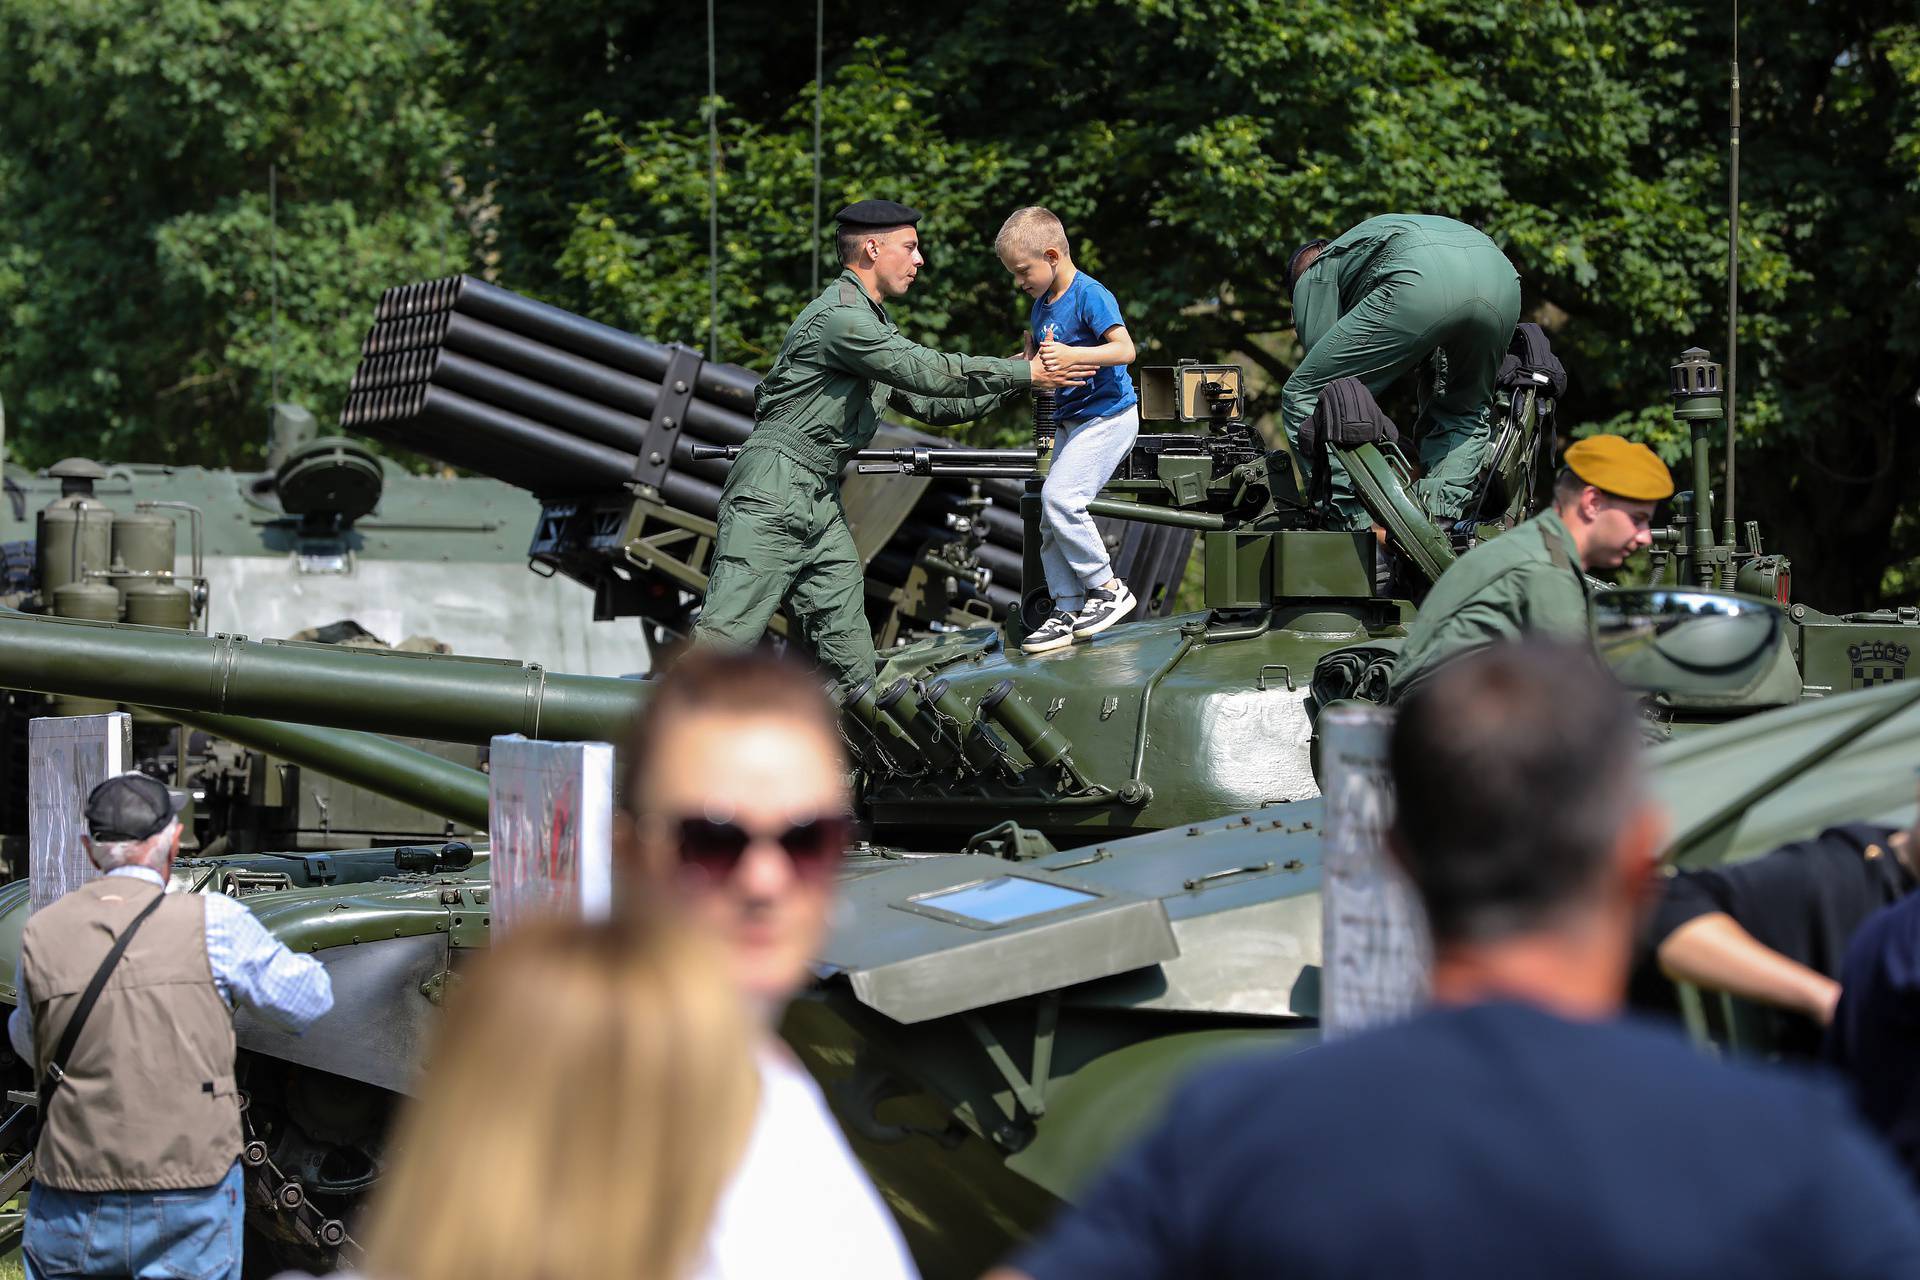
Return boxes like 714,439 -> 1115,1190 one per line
668,812 -> 852,882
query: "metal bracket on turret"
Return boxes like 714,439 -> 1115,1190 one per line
962,993 -> 1060,1144
630,344 -> 705,492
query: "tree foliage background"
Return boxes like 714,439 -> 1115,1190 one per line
1,0 -> 1916,609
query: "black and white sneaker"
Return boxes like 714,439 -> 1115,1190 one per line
1071,583 -> 1137,639
1020,611 -> 1078,654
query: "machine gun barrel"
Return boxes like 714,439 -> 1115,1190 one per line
853,447 -> 1039,478
0,612 -> 648,747
689,443 -> 1038,477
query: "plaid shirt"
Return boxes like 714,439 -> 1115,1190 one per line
8,865 -> 333,1060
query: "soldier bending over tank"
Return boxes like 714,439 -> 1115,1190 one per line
1282,214 -> 1522,530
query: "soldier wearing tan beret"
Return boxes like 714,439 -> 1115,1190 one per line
1389,435 -> 1674,701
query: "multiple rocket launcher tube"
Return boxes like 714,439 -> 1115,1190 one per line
339,275 -> 1044,614
1,281 -> 1158,825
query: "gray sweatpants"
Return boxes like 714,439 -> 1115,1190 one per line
1039,405 -> 1140,611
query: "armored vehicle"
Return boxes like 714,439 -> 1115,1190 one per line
0,268 -> 1912,1274
0,402 -> 652,866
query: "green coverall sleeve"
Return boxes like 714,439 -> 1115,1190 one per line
1291,272 -> 1338,360
820,306 -> 1031,401
887,384 -> 1026,426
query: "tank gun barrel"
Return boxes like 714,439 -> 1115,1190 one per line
0,611 -> 646,746
163,709 -> 491,828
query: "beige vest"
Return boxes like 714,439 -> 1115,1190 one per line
22,876 -> 242,1191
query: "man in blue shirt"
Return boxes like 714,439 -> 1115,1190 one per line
996,206 -> 1141,652
994,643 -> 1920,1280
1827,779 -> 1920,1185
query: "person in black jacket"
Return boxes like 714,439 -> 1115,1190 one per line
1648,811 -> 1917,1049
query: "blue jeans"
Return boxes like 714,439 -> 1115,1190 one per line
23,1160 -> 243,1280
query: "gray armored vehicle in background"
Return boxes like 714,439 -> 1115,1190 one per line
0,400 -> 652,867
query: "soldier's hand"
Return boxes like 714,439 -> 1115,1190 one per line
1030,356 -> 1088,389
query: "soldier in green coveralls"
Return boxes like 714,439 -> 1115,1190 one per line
693,200 -> 1084,690
1282,214 -> 1522,530
1388,435 -> 1673,701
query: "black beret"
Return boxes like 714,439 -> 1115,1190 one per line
834,199 -> 922,228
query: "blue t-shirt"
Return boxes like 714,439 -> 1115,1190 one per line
1015,1001 -> 1920,1279
1028,271 -> 1137,425
1830,889 -> 1920,1181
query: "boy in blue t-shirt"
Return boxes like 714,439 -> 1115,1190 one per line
994,206 -> 1140,653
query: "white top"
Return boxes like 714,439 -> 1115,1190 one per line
274,1047 -> 918,1280
690,1041 -> 920,1280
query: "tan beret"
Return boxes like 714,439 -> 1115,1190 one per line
1563,436 -> 1674,502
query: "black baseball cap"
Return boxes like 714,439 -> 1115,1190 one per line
85,772 -> 188,842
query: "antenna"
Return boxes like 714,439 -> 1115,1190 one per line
1722,2 -> 1739,575
811,0 -> 824,294
270,163 -> 282,408
705,0 -> 720,362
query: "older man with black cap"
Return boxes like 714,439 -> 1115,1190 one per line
1388,433 -> 1674,701
692,199 -> 1085,693
9,772 -> 333,1280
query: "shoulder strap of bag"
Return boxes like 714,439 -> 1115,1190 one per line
1538,520 -> 1576,577
35,889 -> 169,1138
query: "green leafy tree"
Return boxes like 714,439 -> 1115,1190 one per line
556,41 -> 1027,374
4,0 -> 1916,609
516,0 -> 1919,609
0,0 -> 470,465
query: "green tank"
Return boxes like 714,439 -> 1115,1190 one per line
0,609 -> 1912,1273
0,312 -> 1914,1275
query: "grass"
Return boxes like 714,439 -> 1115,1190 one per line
0,1188 -> 21,1277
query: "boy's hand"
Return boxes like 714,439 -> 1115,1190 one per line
1039,340 -> 1099,382
1029,356 -> 1087,389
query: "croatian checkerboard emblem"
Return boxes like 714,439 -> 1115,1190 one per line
1849,641 -> 1911,688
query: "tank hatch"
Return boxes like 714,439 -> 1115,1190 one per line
276,438 -> 384,527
